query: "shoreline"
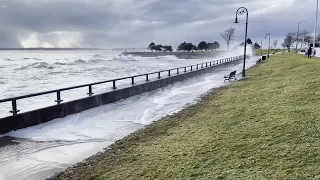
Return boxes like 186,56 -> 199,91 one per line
48,52 -> 320,179
47,55 -> 263,180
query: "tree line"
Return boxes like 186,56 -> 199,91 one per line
148,41 -> 221,52
147,26 -> 304,52
147,27 -> 262,52
148,43 -> 174,52
281,32 -> 320,49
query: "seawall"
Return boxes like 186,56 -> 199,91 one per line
0,56 -> 243,134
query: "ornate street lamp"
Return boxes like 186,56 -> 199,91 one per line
234,7 -> 248,77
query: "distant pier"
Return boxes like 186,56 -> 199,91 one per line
121,51 -> 225,59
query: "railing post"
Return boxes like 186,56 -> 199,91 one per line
158,72 -> 161,79
10,99 -> 20,115
168,70 -> 171,76
210,62 -> 212,66
87,85 -> 94,96
112,80 -> 117,90
191,66 -> 193,71
184,67 -> 186,72
196,64 -> 198,69
206,63 -> 208,67
146,74 -> 149,82
55,91 -> 63,104
177,68 -> 179,74
201,63 -> 203,68
131,77 -> 135,85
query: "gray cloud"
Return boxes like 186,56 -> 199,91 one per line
0,0 -> 316,49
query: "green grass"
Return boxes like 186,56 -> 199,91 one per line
254,49 -> 286,56
50,53 -> 320,180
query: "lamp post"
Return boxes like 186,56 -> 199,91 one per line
301,30 -> 306,48
296,21 -> 307,53
260,40 -> 263,56
265,33 -> 271,58
313,0 -> 319,54
234,7 -> 248,77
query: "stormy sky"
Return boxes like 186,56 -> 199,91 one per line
0,0 -> 317,49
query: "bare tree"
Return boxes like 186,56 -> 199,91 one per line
273,40 -> 278,49
316,34 -> 320,44
304,35 -> 313,46
300,31 -> 309,47
282,33 -> 296,49
220,27 -> 235,51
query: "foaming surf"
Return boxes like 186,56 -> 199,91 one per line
6,47 -> 256,142
15,62 -> 54,70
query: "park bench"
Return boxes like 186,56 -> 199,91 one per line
224,70 -> 237,82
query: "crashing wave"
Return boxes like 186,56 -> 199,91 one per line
74,59 -> 86,64
112,55 -> 138,61
55,62 -> 68,65
15,62 -> 54,70
89,59 -> 104,63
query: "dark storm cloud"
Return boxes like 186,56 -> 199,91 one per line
0,0 -> 119,32
0,0 -> 316,48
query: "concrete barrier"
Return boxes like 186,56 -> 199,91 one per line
0,58 -> 243,134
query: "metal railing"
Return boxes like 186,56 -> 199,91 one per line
0,56 -> 243,116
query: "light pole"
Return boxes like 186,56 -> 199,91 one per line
296,21 -> 308,53
260,40 -> 263,56
301,30 -> 306,48
234,7 -> 248,77
313,0 -> 319,55
265,33 -> 271,58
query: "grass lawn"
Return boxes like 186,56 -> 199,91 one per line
50,53 -> 320,180
254,49 -> 286,56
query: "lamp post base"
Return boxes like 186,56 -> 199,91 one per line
242,70 -> 246,77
